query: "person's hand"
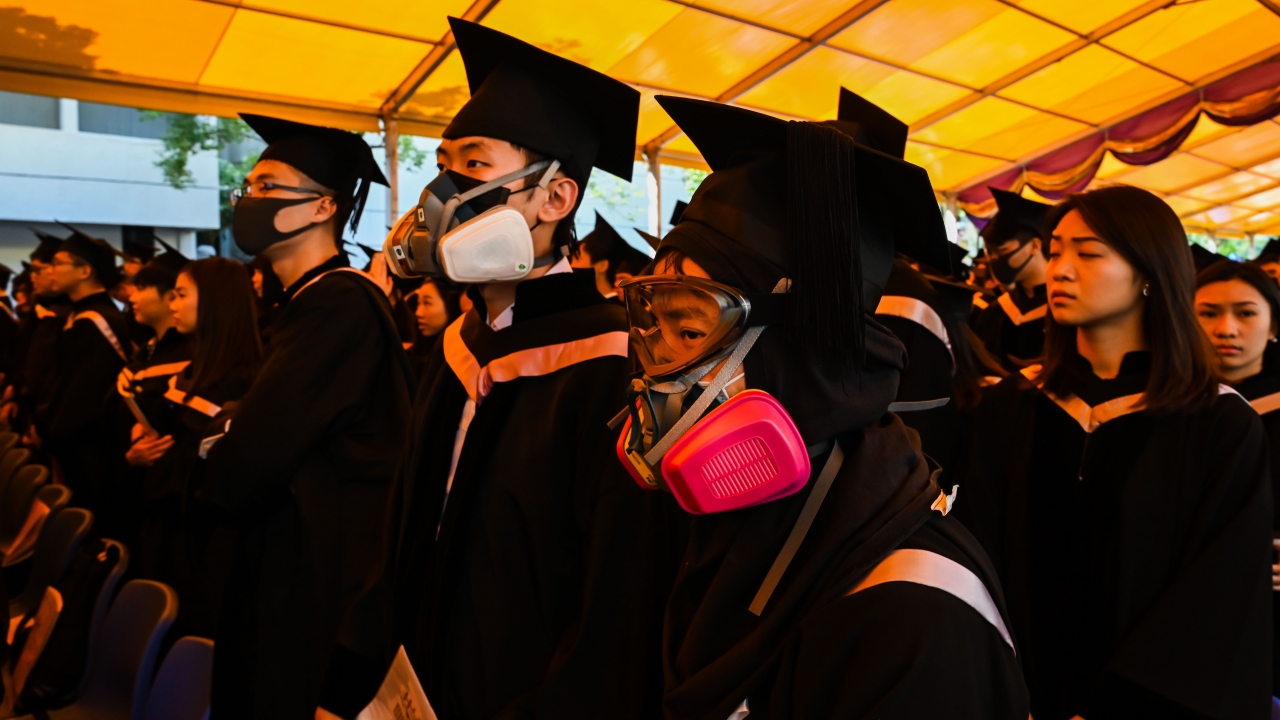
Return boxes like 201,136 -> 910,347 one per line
126,434 -> 173,466
316,708 -> 344,720
1272,538 -> 1280,591
0,402 -> 17,424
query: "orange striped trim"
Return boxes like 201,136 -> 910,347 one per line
443,315 -> 629,403
998,293 -> 1046,326
1020,365 -> 1143,433
164,376 -> 221,417
34,304 -> 57,320
1250,390 -> 1280,416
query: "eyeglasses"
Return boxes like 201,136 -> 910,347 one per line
229,182 -> 324,206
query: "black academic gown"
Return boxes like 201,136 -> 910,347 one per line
660,322 -> 1028,720
203,254 -> 413,720
956,351 -> 1273,720
1230,354 -> 1280,697
118,328 -> 195,581
973,283 -> 1046,370
874,259 -> 965,472
0,297 -> 18,380
36,291 -> 130,512
16,295 -> 70,431
328,269 -> 683,720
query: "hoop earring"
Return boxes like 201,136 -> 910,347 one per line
1142,284 -> 1150,297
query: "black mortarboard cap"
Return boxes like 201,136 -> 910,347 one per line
981,187 -> 1052,246
828,87 -> 909,159
134,239 -> 190,290
1256,238 -> 1280,263
635,228 -> 662,251
670,200 -> 688,227
581,212 -> 651,271
240,113 -> 389,237
655,95 -> 949,365
56,224 -> 121,287
924,274 -> 988,326
443,18 -> 639,185
1190,242 -> 1219,272
30,229 -> 65,263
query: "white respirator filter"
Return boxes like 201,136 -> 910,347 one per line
437,205 -> 537,283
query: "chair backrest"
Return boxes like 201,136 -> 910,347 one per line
0,464 -> 48,544
77,580 -> 178,720
71,539 -> 129,701
35,483 -> 71,519
0,431 -> 19,461
10,508 -> 92,619
141,637 -> 214,720
0,447 -> 31,498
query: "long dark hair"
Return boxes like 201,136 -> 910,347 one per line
182,258 -> 262,401
1039,185 -> 1219,414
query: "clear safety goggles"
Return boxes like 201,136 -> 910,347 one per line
619,275 -> 785,378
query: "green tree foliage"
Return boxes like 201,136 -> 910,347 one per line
144,111 -> 257,228
586,167 -> 647,225
683,168 -> 708,196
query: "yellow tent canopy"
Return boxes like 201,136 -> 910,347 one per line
3,0 -> 1280,235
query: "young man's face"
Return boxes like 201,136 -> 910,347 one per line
48,251 -> 91,295
238,159 -> 337,259
129,284 -> 174,329
30,261 -> 55,296
435,136 -> 579,262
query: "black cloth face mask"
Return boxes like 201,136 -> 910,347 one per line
988,241 -> 1034,286
232,195 -> 324,256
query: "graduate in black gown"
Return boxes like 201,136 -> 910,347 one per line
623,95 -> 1027,720
320,19 -> 681,720
157,258 -> 261,640
1192,259 -> 1280,698
956,186 -> 1272,720
407,278 -> 463,380
972,188 -> 1051,370
570,211 -> 653,302
833,87 -> 1003,473
115,243 -> 194,552
36,229 -> 130,512
1253,239 -> 1280,285
8,233 -> 71,438
0,262 -> 17,372
200,113 -> 412,719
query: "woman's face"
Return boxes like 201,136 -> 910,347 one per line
415,282 -> 451,337
1046,209 -> 1145,328
170,271 -> 200,334
1196,278 -> 1274,379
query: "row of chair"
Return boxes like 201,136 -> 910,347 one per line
0,439 -> 212,720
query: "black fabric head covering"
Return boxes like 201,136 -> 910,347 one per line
670,199 -> 689,227
1190,242 -> 1219,272
30,229 -> 65,264
133,239 -> 189,291
823,86 -> 909,158
1256,238 -> 1280,264
981,187 -> 1052,247
580,212 -> 651,275
57,225 -> 121,288
634,228 -> 662,251
240,113 -> 389,238
654,95 -> 949,369
443,18 -> 639,185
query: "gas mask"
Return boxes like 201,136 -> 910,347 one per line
986,241 -> 1034,286
612,275 -> 812,514
384,160 -> 561,283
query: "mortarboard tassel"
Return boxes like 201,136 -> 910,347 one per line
786,121 -> 864,371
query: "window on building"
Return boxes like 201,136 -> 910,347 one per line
0,90 -> 59,128
79,102 -> 171,139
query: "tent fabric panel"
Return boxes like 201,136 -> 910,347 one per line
734,45 -> 971,124
910,95 -> 1088,160
396,52 -> 470,123
1015,0 -> 1159,35
1235,186 -> 1280,210
905,142 -> 1006,191
996,45 -> 1185,125
689,0 -> 858,37
200,10 -> 432,108
606,10 -> 794,98
1190,121 -> 1280,169
1182,170 -> 1277,203
1,0 -> 234,83
483,0 -> 680,74
1102,0 -> 1280,82
248,0 -> 471,41
1106,153 -> 1231,195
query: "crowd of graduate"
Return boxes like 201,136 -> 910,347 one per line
0,15 -> 1276,720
